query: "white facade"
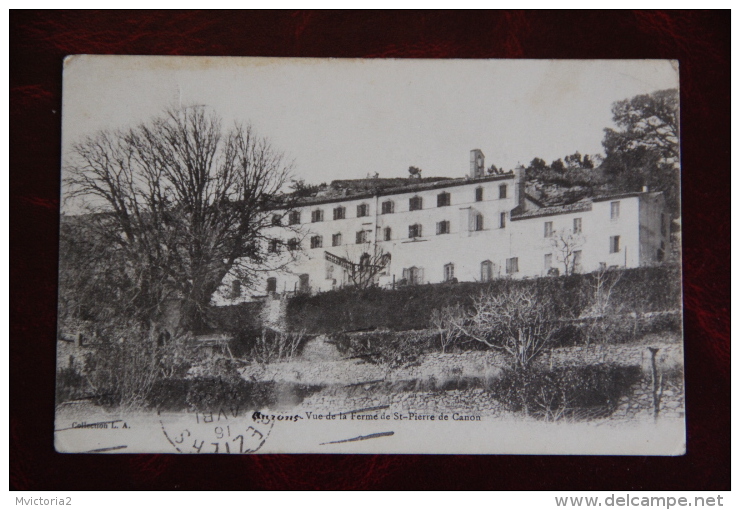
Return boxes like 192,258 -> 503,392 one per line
213,153 -> 668,306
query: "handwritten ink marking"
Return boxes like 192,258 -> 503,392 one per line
339,405 -> 390,417
84,445 -> 128,453
320,431 -> 395,445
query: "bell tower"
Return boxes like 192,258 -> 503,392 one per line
470,149 -> 485,178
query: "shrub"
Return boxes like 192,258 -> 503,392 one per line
147,377 -> 323,413
581,314 -> 638,346
83,340 -> 159,409
229,328 -> 307,363
430,305 -> 464,352
488,363 -> 642,421
81,336 -> 202,409
55,366 -> 89,405
146,378 -> 191,411
444,285 -> 563,369
638,312 -> 682,336
284,265 -> 681,335
207,302 -> 264,334
331,330 -> 436,368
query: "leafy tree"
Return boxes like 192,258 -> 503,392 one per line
582,154 -> 595,169
601,89 -> 680,217
602,88 -> 679,163
289,178 -> 324,198
550,158 -> 566,173
529,157 -> 548,170
564,151 -> 583,169
63,105 -> 293,336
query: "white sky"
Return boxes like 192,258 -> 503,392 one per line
62,56 -> 678,187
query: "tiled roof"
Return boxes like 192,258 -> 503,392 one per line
511,200 -> 592,220
511,190 -> 661,220
282,172 -> 515,208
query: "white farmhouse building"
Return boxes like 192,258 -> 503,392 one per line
213,150 -> 668,305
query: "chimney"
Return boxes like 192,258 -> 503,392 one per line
470,149 -> 485,178
514,164 -> 526,211
642,185 -> 649,192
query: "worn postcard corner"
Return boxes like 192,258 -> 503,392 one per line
55,57 -> 684,455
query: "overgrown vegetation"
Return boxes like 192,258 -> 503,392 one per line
285,265 -> 680,335
56,336 -> 202,409
56,336 -> 318,411
445,285 -> 562,369
488,364 -> 643,421
524,89 -> 679,222
331,329 -> 439,368
56,90 -> 681,417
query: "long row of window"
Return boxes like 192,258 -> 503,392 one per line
272,213 -> 505,252
259,238 -> 625,295
272,185 -> 510,226
271,224 -> 619,254
407,258 -> 519,286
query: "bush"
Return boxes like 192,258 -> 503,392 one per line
441,285 -> 564,369
82,337 -> 201,409
147,377 -> 323,412
332,330 -> 437,368
207,302 -> 264,334
488,363 -> 642,421
228,328 -> 307,363
638,312 -> 682,336
285,266 -> 681,335
83,340 -> 159,409
55,366 -> 89,405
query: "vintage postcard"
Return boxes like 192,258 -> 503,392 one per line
55,56 -> 684,454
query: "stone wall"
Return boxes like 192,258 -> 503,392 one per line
240,337 -> 684,421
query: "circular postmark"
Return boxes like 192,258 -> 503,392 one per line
159,406 -> 274,454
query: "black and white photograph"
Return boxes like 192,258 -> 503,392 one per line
54,56 -> 684,454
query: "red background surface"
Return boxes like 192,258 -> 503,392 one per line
10,10 -> 730,490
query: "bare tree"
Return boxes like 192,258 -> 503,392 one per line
324,240 -> 391,290
63,105 -> 294,336
449,286 -> 560,369
430,304 -> 464,353
580,266 -> 624,346
549,228 -> 585,276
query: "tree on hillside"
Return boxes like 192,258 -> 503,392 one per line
564,151 -> 583,169
63,105 -> 293,336
529,157 -> 548,172
550,158 -> 566,173
602,88 -> 679,163
601,88 -> 680,218
289,178 -> 324,198
525,157 -> 550,180
582,154 -> 595,169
